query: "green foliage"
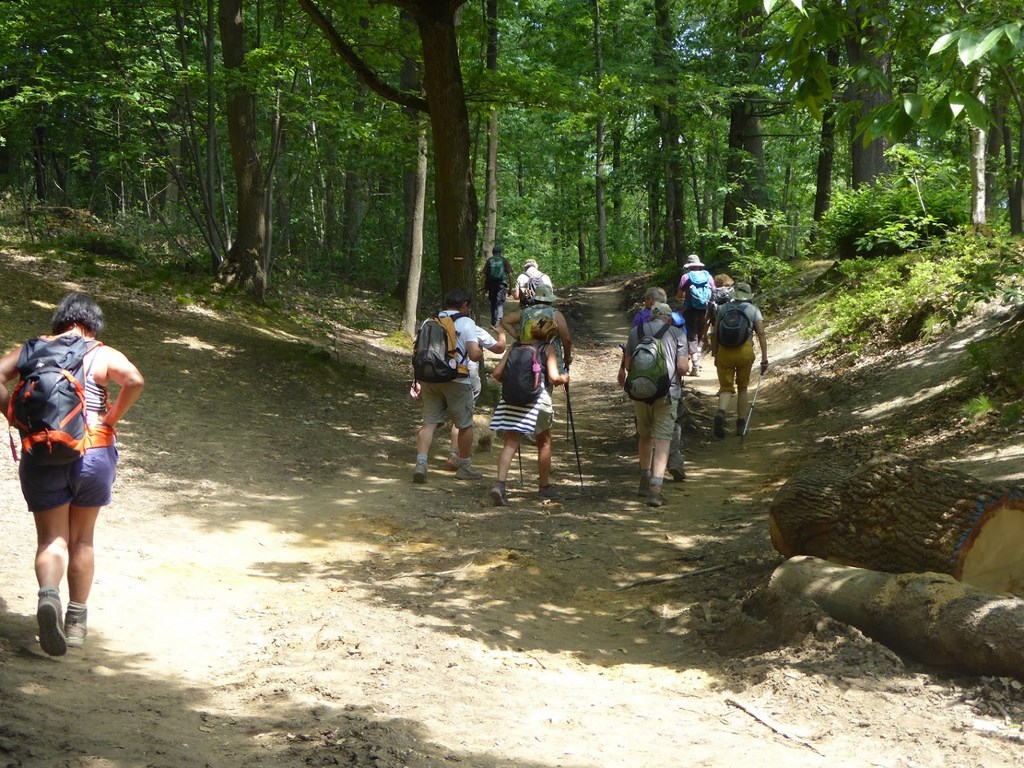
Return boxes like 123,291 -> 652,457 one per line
1001,402 -> 1024,428
815,149 -> 969,261
962,394 -> 995,420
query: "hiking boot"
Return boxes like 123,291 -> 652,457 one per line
537,485 -> 559,501
490,484 -> 508,506
413,459 -> 428,484
736,419 -> 746,437
37,591 -> 67,657
668,465 -> 686,482
64,608 -> 88,650
637,474 -> 651,497
647,485 -> 665,508
713,411 -> 726,438
455,463 -> 483,481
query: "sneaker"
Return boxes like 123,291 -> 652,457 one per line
413,460 -> 428,484
713,411 -> 726,438
455,463 -> 483,481
537,485 -> 559,500
647,485 -> 665,508
736,419 -> 746,436
637,474 -> 651,497
37,591 -> 67,657
668,465 -> 686,482
444,454 -> 459,471
490,485 -> 508,506
64,609 -> 88,650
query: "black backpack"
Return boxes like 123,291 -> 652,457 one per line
8,335 -> 100,464
716,305 -> 753,348
520,274 -> 545,306
502,342 -> 547,407
412,314 -> 468,383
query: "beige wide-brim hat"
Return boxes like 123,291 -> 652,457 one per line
524,259 -> 539,269
685,254 -> 704,268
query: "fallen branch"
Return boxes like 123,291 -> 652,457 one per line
383,558 -> 477,581
725,697 -> 822,755
615,564 -> 730,591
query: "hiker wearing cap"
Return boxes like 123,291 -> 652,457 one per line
618,302 -> 689,507
710,282 -> 768,438
631,286 -> 668,329
675,254 -> 716,376
481,245 -> 513,326
512,258 -> 553,308
412,288 -> 487,484
500,282 -> 573,373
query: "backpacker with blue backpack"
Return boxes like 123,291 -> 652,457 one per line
686,270 -> 712,310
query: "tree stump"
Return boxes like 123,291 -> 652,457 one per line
770,556 -> 1024,678
768,456 -> 1024,595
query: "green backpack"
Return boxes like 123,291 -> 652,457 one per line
485,255 -> 507,283
625,324 -> 671,404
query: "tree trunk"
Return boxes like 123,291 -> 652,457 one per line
592,0 -> 608,275
970,73 -> 987,226
770,556 -> 1024,678
813,47 -> 840,223
218,0 -> 267,299
769,457 -> 1024,595
402,119 -> 429,338
414,2 -> 477,296
845,6 -> 891,188
479,0 -> 499,268
653,0 -> 683,266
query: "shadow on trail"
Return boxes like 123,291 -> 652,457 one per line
0,611 -> 561,768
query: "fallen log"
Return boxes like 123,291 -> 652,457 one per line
768,456 -> 1024,595
770,556 -> 1024,677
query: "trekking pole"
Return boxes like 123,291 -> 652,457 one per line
564,383 -> 584,490
740,371 -> 764,445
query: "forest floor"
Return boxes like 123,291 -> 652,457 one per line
1,249 -> 1024,768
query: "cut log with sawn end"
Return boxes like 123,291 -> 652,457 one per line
768,455 -> 1024,596
770,556 -> 1024,679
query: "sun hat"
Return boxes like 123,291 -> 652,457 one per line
684,254 -> 704,268
531,283 -> 557,304
733,282 -> 754,301
650,302 -> 673,319
523,258 -> 538,269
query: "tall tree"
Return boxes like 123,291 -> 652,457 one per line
218,0 -> 268,298
297,0 -> 477,297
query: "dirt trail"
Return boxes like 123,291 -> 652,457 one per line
1,259 -> 1022,768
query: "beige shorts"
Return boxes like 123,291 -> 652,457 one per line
634,396 -> 675,441
420,380 -> 475,429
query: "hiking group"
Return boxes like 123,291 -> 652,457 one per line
411,250 -> 767,509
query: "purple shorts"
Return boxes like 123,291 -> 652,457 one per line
19,445 -> 119,512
